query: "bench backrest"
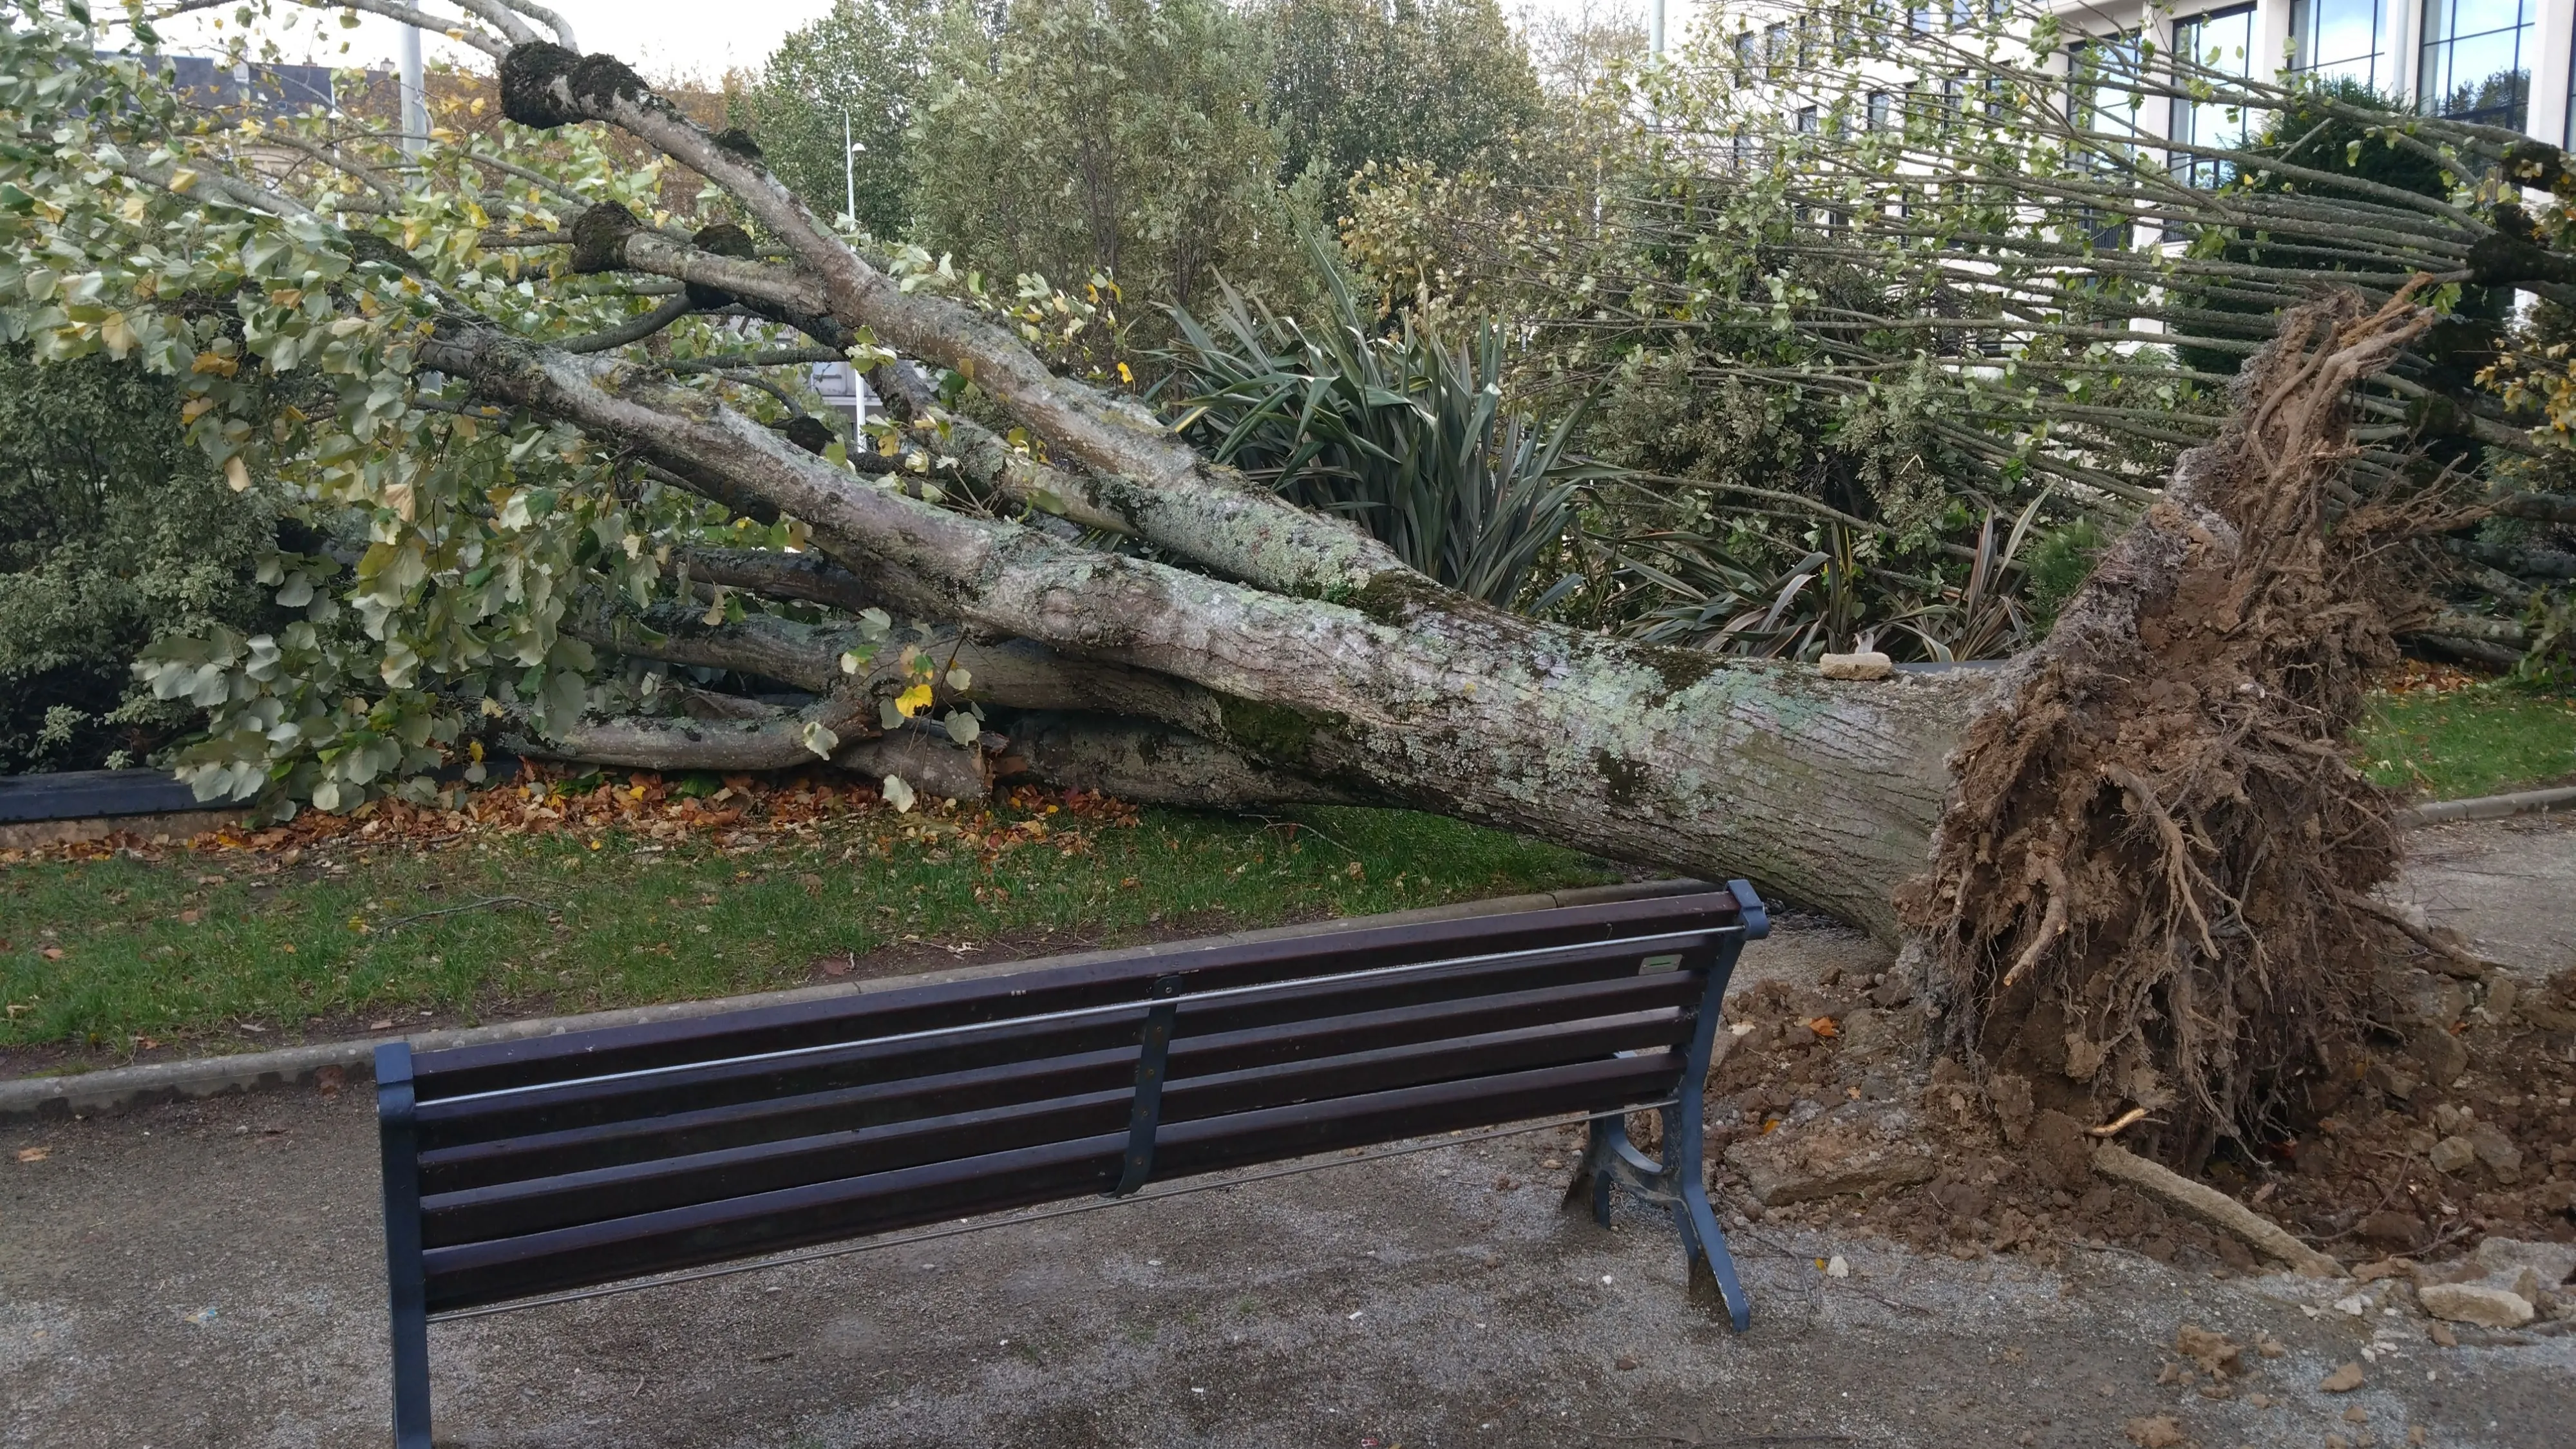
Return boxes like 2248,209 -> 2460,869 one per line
379,884 -> 1758,1315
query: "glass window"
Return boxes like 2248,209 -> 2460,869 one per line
2418,0 -> 2535,129
1734,30 -> 1758,82
2069,38 -> 2146,247
2069,37 -> 2150,150
1867,89 -> 1893,131
2291,0 -> 2389,89
2172,6 -> 2258,187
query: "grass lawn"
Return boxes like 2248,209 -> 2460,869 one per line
2354,677 -> 2576,801
0,791 -> 1613,1063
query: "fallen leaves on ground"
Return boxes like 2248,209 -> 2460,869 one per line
3,764 -> 1144,870
2378,659 -> 2492,697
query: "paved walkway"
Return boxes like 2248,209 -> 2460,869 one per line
2395,813 -> 2576,983
6,1079 -> 2572,1449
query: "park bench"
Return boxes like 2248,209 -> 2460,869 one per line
374,879 -> 1768,1446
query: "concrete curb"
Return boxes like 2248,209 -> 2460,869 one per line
2396,784 -> 2576,828
0,878 -> 1703,1121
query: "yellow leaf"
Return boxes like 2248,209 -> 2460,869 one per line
223,456 -> 251,492
895,683 -> 934,718
191,350 -> 238,377
181,395 -> 216,423
167,168 -> 198,194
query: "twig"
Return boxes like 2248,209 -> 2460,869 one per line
1244,813 -> 1355,858
381,895 -> 558,931
2342,892 -> 2496,977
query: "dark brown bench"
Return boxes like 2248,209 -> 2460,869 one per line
375,880 -> 1767,1445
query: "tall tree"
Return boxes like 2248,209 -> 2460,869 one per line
909,0 -> 1300,322
725,0 -> 943,238
1249,0 -> 1546,207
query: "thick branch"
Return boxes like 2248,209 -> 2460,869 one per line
681,549 -> 880,614
1003,712 -> 1361,808
507,49 -> 1406,598
522,694 -> 871,772
424,316 -> 1974,931
558,294 -> 692,354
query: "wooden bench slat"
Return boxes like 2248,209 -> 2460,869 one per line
409,893 -> 1739,1099
412,931 -> 1720,1149
419,1053 -> 1678,1311
417,1005 -> 1693,1244
419,969 -> 1702,1191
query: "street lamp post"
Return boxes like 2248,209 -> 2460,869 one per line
399,23 -> 426,155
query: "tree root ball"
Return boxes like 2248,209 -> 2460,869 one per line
1901,289 -> 2452,1169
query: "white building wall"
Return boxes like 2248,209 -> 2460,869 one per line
1671,0 -> 2575,146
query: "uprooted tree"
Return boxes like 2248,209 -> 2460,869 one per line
0,3 -> 2515,1164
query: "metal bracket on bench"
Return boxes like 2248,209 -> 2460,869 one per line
1559,883 -> 1762,1332
1108,975 -> 1185,1198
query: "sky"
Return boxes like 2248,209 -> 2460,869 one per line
140,1 -> 851,83
133,0 -> 1645,84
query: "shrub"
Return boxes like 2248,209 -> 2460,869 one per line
0,346 -> 280,772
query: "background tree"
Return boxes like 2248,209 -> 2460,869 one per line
1518,0 -> 1645,102
1247,0 -> 1546,211
909,0 -> 1305,329
724,0 -> 942,237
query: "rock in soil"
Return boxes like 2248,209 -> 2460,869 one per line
2416,1282 -> 2536,1329
2428,1134 -> 2478,1173
1723,1103 -> 1936,1206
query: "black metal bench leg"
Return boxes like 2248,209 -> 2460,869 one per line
1666,898 -> 1756,1332
1676,1175 -> 1752,1332
1558,1116 -> 1619,1227
379,1043 -> 435,1448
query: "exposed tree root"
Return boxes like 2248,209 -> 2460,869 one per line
2090,1144 -> 2346,1278
1902,289 -> 2454,1168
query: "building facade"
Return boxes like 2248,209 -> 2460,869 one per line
1685,0 -> 2575,147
